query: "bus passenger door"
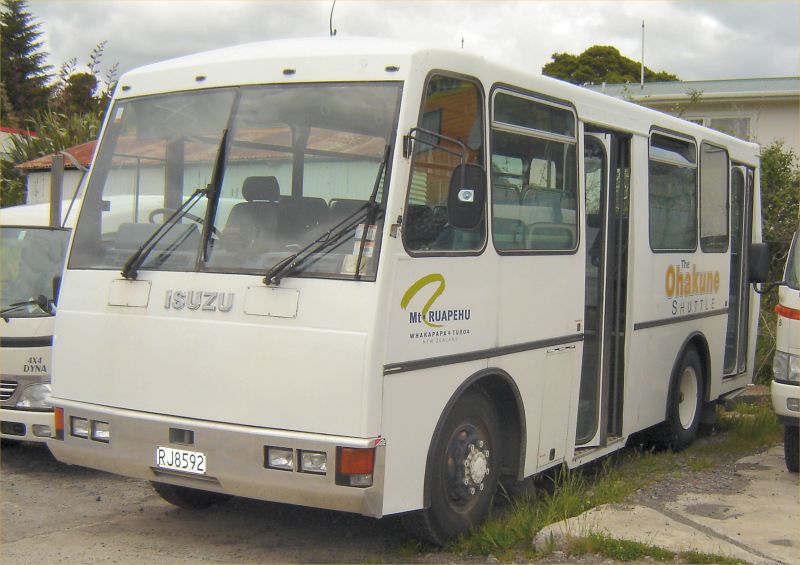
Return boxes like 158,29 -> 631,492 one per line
723,165 -> 754,376
576,132 -> 630,447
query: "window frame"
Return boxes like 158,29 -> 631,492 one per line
489,85 -> 580,256
647,128 -> 699,253
402,70 -> 488,257
698,141 -> 730,253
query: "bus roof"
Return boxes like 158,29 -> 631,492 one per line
115,36 -> 760,166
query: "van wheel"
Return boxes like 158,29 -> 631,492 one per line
667,348 -> 703,451
402,389 -> 500,546
151,482 -> 231,509
785,425 -> 799,473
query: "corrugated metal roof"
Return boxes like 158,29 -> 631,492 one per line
585,76 -> 800,101
16,140 -> 96,171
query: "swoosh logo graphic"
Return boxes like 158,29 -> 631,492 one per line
400,273 -> 446,328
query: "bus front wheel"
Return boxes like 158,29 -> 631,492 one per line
151,482 -> 231,509
667,348 -> 704,452
403,389 -> 501,546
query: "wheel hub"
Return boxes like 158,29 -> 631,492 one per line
464,442 -> 489,488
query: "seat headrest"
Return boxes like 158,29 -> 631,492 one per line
242,176 -> 280,202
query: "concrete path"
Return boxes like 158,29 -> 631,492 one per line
536,445 -> 799,563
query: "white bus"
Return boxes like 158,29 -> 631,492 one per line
1,201 -> 75,444
771,223 -> 799,472
48,37 -> 768,544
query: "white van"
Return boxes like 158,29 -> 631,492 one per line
772,224 -> 800,472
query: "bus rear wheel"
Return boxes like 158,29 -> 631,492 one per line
151,482 -> 231,509
667,348 -> 704,452
403,389 -> 500,546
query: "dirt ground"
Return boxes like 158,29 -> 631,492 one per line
0,433 -> 792,564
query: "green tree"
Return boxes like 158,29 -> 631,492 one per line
542,45 -> 678,85
754,140 -> 800,383
52,41 -> 117,118
0,0 -> 52,125
760,140 -> 800,283
0,110 -> 99,207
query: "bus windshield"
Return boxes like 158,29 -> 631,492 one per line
0,227 -> 70,318
70,82 -> 402,281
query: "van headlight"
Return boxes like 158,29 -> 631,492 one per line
16,383 -> 52,409
774,351 -> 800,384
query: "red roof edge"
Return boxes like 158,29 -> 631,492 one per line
0,126 -> 37,137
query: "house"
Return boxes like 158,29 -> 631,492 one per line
585,77 -> 800,155
14,140 -> 94,205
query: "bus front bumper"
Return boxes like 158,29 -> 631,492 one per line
48,399 -> 386,517
0,407 -> 53,443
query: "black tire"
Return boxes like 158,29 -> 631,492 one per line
151,482 -> 231,509
402,389 -> 501,546
784,425 -> 799,473
666,348 -> 704,452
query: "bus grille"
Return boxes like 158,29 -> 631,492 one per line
1,380 -> 17,401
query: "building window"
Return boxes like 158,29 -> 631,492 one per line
688,116 -> 752,141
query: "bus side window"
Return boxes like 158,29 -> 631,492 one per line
649,133 -> 697,251
490,91 -> 578,252
404,75 -> 485,253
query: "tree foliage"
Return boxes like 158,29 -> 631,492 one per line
542,45 -> 679,85
0,110 -> 100,207
0,0 -> 52,125
754,141 -> 799,383
760,140 -> 800,282
1,13 -> 116,207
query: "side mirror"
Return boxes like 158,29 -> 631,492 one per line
447,163 -> 486,230
748,242 -> 770,283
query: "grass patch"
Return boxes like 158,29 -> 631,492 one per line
449,401 -> 782,558
564,533 -> 745,563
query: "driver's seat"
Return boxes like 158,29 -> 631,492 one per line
221,176 -> 281,255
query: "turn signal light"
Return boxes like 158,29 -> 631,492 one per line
54,407 -> 64,440
336,447 -> 375,487
338,447 -> 375,475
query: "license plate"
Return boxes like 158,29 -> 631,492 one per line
155,446 -> 207,475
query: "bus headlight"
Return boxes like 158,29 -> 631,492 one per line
299,450 -> 327,474
774,351 -> 800,383
15,383 -> 52,409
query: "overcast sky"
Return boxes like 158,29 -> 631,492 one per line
28,0 -> 800,86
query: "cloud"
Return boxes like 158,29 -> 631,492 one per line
28,0 -> 800,82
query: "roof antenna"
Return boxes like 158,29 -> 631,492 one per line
329,0 -> 337,36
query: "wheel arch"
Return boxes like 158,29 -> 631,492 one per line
665,332 -> 711,422
422,368 -> 526,507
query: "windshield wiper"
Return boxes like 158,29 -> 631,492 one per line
1,295 -> 54,322
120,129 -> 229,280
264,144 -> 391,286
